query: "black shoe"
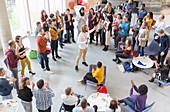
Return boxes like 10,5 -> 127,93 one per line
112,59 -> 117,62
60,44 -> 63,49
56,56 -> 62,59
75,66 -> 78,71
63,40 -> 67,43
116,60 -> 122,64
68,41 -> 71,44
61,43 -> 65,46
72,40 -> 76,43
52,57 -> 57,61
29,71 -> 36,75
149,78 -> 154,82
82,62 -> 88,67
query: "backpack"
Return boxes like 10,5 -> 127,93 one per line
29,50 -> 37,59
96,84 -> 107,94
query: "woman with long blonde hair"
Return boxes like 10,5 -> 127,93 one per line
18,77 -> 34,112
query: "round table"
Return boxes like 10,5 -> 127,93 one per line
0,99 -> 19,112
132,56 -> 153,69
87,93 -> 112,112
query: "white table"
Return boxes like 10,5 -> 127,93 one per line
87,93 -> 112,112
0,99 -> 19,112
132,56 -> 153,75
74,5 -> 86,17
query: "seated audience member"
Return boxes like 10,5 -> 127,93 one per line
35,22 -> 42,38
136,22 -> 149,56
73,98 -> 95,112
114,80 -> 148,112
132,19 -> 142,51
61,87 -> 79,111
78,62 -> 104,85
0,68 -> 16,100
152,14 -> 166,37
154,29 -> 169,65
105,100 -> 121,112
149,59 -> 170,82
137,4 -> 147,22
18,77 -> 34,112
33,79 -> 55,112
15,35 -> 35,76
113,39 -> 132,64
115,15 -> 130,48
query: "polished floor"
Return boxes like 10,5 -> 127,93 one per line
0,15 -> 170,112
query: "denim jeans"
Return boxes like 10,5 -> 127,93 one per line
58,30 -> 64,45
9,67 -> 19,92
2,92 -> 13,100
118,97 -> 136,110
38,51 -> 50,71
138,46 -> 144,56
21,100 -> 32,112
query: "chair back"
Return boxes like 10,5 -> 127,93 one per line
142,102 -> 155,112
144,40 -> 160,56
117,42 -> 126,51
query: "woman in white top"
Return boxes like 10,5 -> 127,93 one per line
75,25 -> 97,71
101,16 -> 112,51
105,100 -> 121,112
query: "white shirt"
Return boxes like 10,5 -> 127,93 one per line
61,94 -> 77,106
155,20 -> 166,34
78,29 -> 95,49
105,106 -> 121,112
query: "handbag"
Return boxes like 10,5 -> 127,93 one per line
29,50 -> 37,59
46,47 -> 51,55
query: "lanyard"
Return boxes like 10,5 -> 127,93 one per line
160,35 -> 165,44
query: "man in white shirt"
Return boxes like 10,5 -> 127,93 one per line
61,87 -> 79,111
152,14 -> 166,37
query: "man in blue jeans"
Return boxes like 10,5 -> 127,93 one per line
37,28 -> 54,74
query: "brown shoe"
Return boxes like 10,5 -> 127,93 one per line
77,80 -> 85,84
96,41 -> 98,46
114,97 -> 120,105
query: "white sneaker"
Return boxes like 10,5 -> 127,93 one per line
41,68 -> 46,71
46,70 -> 54,74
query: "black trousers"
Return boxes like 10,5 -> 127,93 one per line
157,51 -> 168,65
38,106 -> 51,112
83,72 -> 98,84
96,29 -> 102,42
89,30 -> 95,43
66,29 -> 74,42
50,39 -> 59,57
115,51 -> 131,60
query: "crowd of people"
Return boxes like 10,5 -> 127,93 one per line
0,0 -> 169,112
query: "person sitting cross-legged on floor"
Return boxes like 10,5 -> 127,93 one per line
113,39 -> 132,64
61,87 -> 84,111
114,80 -> 148,112
149,59 -> 170,83
77,62 -> 104,85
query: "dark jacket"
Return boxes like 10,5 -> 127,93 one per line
18,86 -> 33,102
5,48 -> 20,68
88,13 -> 94,29
0,78 -> 13,96
64,14 -> 74,30
155,34 -> 169,53
157,65 -> 169,81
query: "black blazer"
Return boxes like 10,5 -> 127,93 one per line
155,34 -> 169,53
64,14 -> 74,30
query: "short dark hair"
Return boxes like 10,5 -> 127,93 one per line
149,12 -> 153,19
36,22 -> 41,26
158,29 -> 164,34
97,62 -> 102,68
48,19 -> 53,25
109,100 -> 118,111
118,5 -> 122,10
38,28 -> 44,33
81,99 -> 87,109
162,15 -> 165,19
0,68 -> 4,75
138,84 -> 148,95
8,40 -> 15,46
124,14 -> 129,19
65,87 -> 71,95
142,4 -> 145,7
66,9 -> 70,12
37,79 -> 44,89
138,19 -> 143,25
117,13 -> 122,19
50,13 -> 55,18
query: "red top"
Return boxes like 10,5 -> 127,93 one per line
37,36 -> 48,53
123,49 -> 132,55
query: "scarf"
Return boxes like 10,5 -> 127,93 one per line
79,7 -> 85,16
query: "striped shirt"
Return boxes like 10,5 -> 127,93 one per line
33,88 -> 55,110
